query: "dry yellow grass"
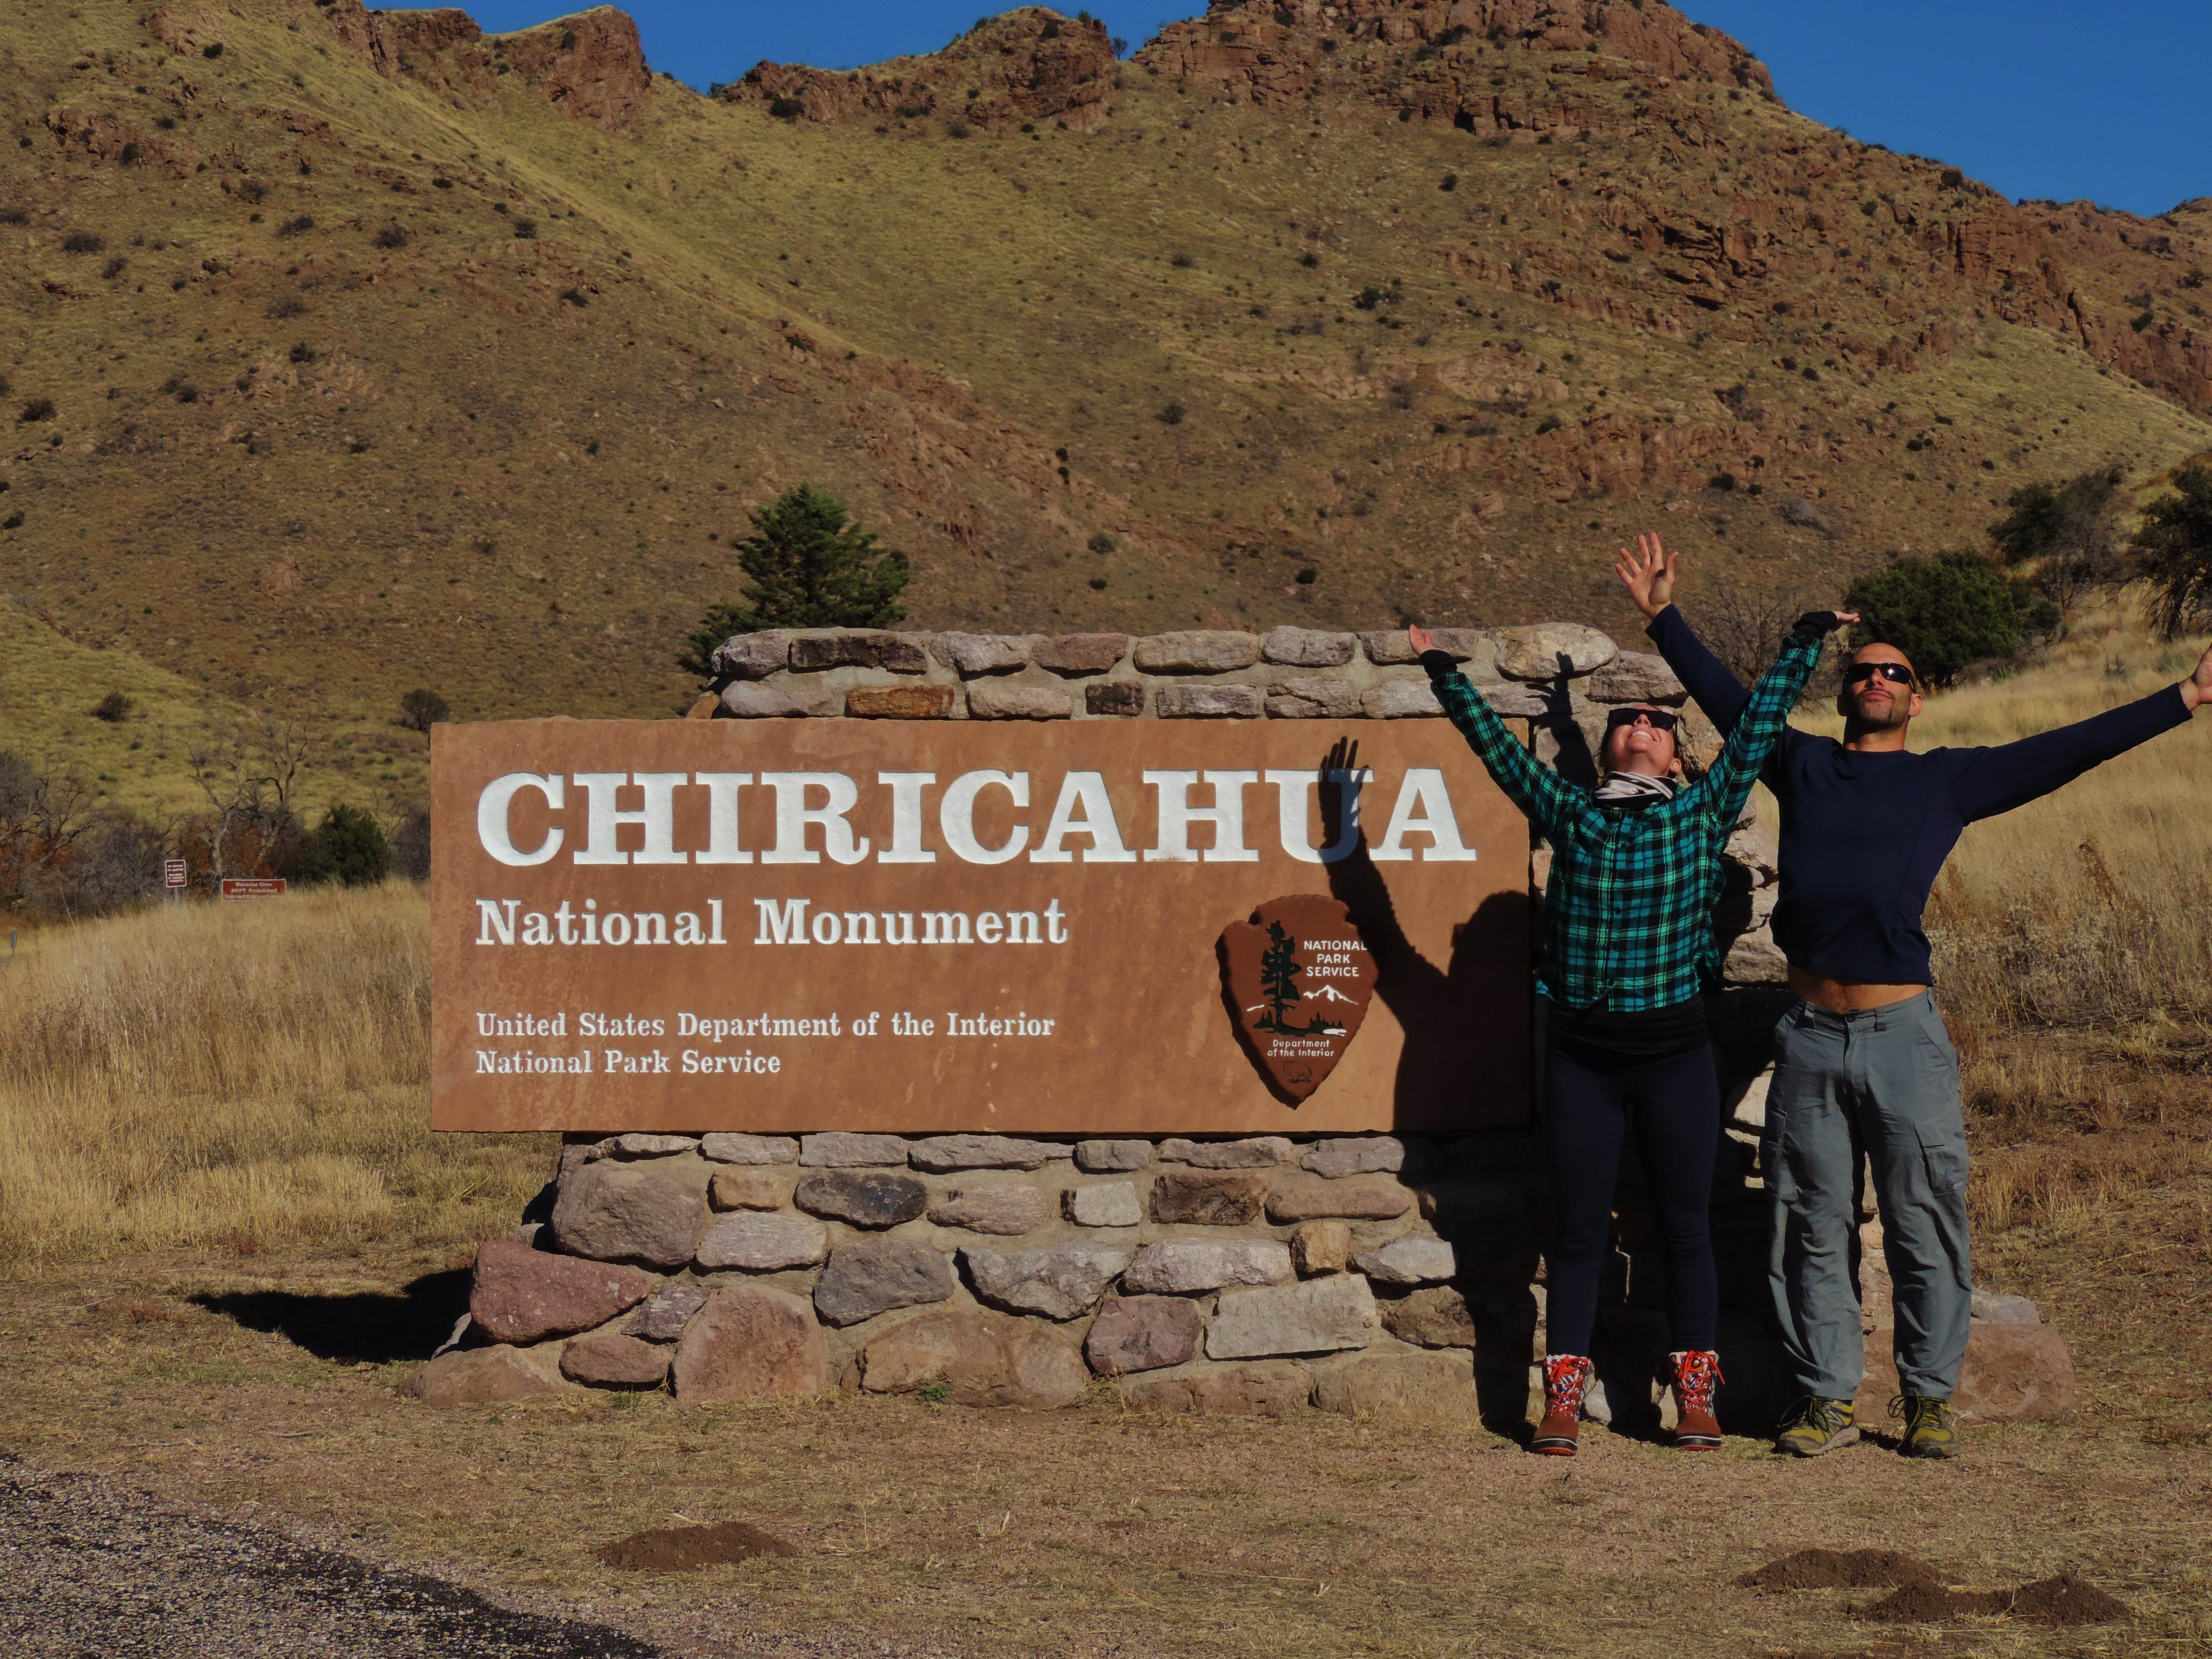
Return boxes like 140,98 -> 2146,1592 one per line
0,881 -> 547,1265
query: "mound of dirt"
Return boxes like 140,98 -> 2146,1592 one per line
1863,1571 -> 2129,1627
1738,1548 -> 1941,1593
594,1521 -> 797,1573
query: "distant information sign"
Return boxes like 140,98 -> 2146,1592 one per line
164,859 -> 189,890
430,721 -> 1531,1134
220,877 -> 287,900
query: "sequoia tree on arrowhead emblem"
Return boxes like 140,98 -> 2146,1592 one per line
1218,895 -> 1378,1103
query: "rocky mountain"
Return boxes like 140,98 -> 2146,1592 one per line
2,0 -> 2207,796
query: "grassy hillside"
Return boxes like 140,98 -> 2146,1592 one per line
0,0 -> 2207,819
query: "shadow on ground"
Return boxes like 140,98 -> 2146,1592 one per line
193,1269 -> 471,1365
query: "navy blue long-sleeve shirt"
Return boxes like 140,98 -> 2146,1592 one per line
1647,605 -> 2193,985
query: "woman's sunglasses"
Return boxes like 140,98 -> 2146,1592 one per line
1604,707 -> 1678,734
1844,661 -> 1917,688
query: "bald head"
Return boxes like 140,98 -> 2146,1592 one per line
1837,641 -> 1922,737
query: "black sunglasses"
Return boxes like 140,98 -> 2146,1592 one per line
1845,661 -> 1917,688
1604,707 -> 1678,734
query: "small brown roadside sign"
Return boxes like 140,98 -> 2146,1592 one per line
164,859 -> 188,889
220,878 -> 288,900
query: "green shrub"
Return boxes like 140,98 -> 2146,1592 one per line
61,230 -> 104,253
2133,464 -> 2212,639
1087,531 -> 1117,554
512,217 -> 537,239
770,95 -> 805,120
1353,286 -> 1382,310
299,805 -> 390,889
91,693 -> 133,723
18,398 -> 56,423
679,483 -> 910,673
1158,402 -> 1186,426
1988,466 -> 2126,608
1844,549 -> 2061,686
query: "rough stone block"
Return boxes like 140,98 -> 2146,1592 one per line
1352,1235 -> 1458,1285
799,1132 -> 912,1168
1123,1240 -> 1294,1295
1971,1290 -> 2041,1326
1310,1349 -> 1476,1421
928,1186 -> 1052,1236
1074,1139 -> 1153,1172
1495,623 -> 1618,680
1291,1220 -> 1351,1276
813,1237 -> 956,1327
672,1283 -> 827,1400
561,1332 -> 671,1389
1261,627 -> 1356,667
1083,681 -> 1146,717
1064,1182 -> 1142,1228
846,683 -> 955,719
1084,1296 -> 1204,1376
596,1133 -> 700,1158
1265,678 -> 1364,719
1723,930 -> 1790,985
794,1171 -> 929,1229
1858,1322 -> 2076,1423
701,1133 -> 800,1166
549,1157 -> 709,1269
1359,630 -> 1421,666
622,1282 -> 709,1342
1158,1136 -> 1293,1169
1362,680 -> 1445,719
718,681 -> 820,719
1585,651 -> 1688,706
1207,1275 -> 1381,1359
708,1167 -> 793,1212
1415,1180 -> 1529,1230
694,1211 -> 829,1272
1363,628 -> 1487,666
410,1345 -> 569,1406
930,632 -> 1032,676
908,1135 -> 1071,1173
707,631 -> 789,681
1725,822 -> 1780,885
965,680 -> 1073,720
1301,1137 -> 1406,1179
788,631 -> 928,673
468,1237 -> 656,1345
1034,633 -> 1129,677
1150,1169 -> 1268,1225
1379,1284 -> 1480,1349
1266,1179 -> 1414,1223
961,1242 -> 1134,1321
1132,631 -> 1261,674
1121,1360 -> 1310,1415
1156,684 -> 1264,719
859,1308 -> 1088,1408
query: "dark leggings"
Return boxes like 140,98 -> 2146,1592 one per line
1544,1044 -> 1721,1359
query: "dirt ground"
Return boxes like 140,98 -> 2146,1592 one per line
4,1165 -> 2209,1659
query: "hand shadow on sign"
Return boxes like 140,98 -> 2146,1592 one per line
193,1268 -> 473,1366
1314,737 -> 1531,1133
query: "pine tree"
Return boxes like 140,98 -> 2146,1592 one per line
1257,921 -> 1303,1031
679,483 -> 910,675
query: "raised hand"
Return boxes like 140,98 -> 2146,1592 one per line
1407,623 -> 1435,657
1613,530 -> 1679,619
2182,640 -> 2212,711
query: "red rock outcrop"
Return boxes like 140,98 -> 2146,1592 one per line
722,9 -> 1119,134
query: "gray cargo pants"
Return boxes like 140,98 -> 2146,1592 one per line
1763,991 -> 1972,1401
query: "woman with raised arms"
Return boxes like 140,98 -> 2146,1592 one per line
1410,600 -> 1852,1455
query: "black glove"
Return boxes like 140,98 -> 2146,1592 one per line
1790,609 -> 1844,642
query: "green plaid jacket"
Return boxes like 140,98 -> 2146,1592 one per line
1426,629 -> 1824,1010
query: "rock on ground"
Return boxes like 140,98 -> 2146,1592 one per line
466,1237 -> 656,1345
559,1332 -> 670,1389
859,1308 -> 1088,1409
1121,1360 -> 1311,1416
1858,1322 -> 2076,1423
409,1345 -> 569,1407
1310,1350 -> 1477,1421
670,1284 -> 826,1400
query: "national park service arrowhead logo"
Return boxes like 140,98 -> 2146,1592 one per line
1219,895 -> 1377,1103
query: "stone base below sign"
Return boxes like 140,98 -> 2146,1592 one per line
413,1129 -> 2075,1433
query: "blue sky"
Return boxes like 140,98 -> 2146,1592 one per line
466,2 -> 2209,217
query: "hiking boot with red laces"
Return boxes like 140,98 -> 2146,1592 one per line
1532,1353 -> 1593,1457
1668,1349 -> 1725,1451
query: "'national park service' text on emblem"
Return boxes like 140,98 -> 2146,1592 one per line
1218,895 -> 1378,1103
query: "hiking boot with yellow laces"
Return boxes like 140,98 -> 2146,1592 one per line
1894,1393 -> 1962,1459
1773,1395 -> 1859,1457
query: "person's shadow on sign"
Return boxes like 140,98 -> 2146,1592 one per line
1315,737 -> 1530,1133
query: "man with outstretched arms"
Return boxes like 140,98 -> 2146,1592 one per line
1617,533 -> 2212,1459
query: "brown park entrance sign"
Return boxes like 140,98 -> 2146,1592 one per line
430,721 -> 1530,1135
